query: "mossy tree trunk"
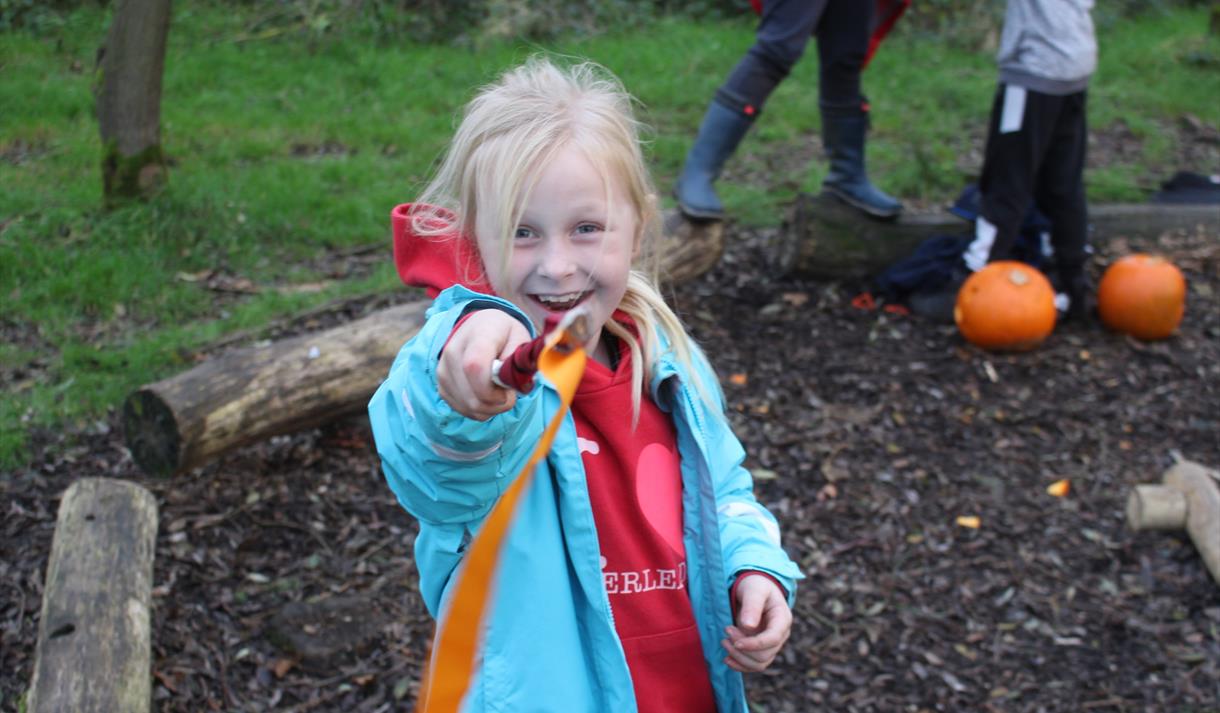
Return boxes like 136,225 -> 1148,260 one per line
96,0 -> 172,206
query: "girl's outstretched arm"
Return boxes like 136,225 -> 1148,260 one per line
368,289 -> 542,614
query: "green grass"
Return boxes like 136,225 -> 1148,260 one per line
1,4 -> 1218,469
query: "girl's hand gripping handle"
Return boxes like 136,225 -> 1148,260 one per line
491,307 -> 592,393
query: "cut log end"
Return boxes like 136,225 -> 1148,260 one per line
1126,484 -> 1188,531
122,388 -> 181,477
654,209 -> 725,284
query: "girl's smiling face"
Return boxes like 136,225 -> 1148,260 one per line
477,143 -> 639,365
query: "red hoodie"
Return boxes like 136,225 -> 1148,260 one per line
391,203 -> 491,297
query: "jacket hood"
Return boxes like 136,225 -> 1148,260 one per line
391,203 -> 493,298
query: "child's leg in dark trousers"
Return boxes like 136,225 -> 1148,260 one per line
964,85 -> 1074,268
720,0 -> 827,112
816,0 -> 902,217
815,0 -> 870,109
674,0 -> 825,219
1034,91 -> 1090,305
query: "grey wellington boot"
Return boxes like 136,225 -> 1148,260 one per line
821,106 -> 903,220
674,100 -> 754,220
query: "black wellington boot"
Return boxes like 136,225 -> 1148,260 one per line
821,106 -> 903,220
674,100 -> 754,220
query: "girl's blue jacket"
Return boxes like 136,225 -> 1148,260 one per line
368,286 -> 803,712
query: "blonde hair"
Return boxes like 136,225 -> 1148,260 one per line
413,56 -> 717,418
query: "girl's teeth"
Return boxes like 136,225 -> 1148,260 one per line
538,293 -> 583,308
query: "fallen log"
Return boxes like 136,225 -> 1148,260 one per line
776,191 -> 1220,279
124,300 -> 429,476
28,477 -> 159,713
1127,458 -> 1220,587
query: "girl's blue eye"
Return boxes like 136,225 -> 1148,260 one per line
514,227 -> 533,239
575,224 -> 600,234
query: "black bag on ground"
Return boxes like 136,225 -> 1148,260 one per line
1150,171 -> 1220,204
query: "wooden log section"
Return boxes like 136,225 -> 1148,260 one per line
28,478 -> 159,713
1127,459 -> 1220,587
1126,484 -> 1188,530
653,209 -> 725,285
124,300 -> 429,476
777,192 -> 1220,280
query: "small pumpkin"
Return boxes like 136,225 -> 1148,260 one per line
1096,254 -> 1186,340
954,261 -> 1057,351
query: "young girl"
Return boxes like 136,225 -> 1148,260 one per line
369,57 -> 803,713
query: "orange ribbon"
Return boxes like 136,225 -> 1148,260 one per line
415,329 -> 588,713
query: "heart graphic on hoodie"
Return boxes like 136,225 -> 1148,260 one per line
634,443 -> 684,556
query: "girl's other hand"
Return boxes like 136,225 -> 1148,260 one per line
437,310 -> 531,421
721,574 -> 792,673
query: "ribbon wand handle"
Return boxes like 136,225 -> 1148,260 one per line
489,307 -> 592,394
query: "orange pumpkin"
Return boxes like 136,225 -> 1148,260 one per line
1096,254 -> 1186,340
954,261 -> 1057,351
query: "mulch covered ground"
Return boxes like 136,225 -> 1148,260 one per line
2,213 -> 1218,712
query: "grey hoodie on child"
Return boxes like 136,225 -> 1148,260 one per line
997,0 -> 1097,95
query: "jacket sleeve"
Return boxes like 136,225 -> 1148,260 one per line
687,346 -> 805,608
367,290 -> 542,615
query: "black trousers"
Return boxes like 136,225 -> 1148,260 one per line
977,85 -> 1090,271
715,0 -> 873,116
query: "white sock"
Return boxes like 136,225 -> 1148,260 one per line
963,217 -> 996,272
